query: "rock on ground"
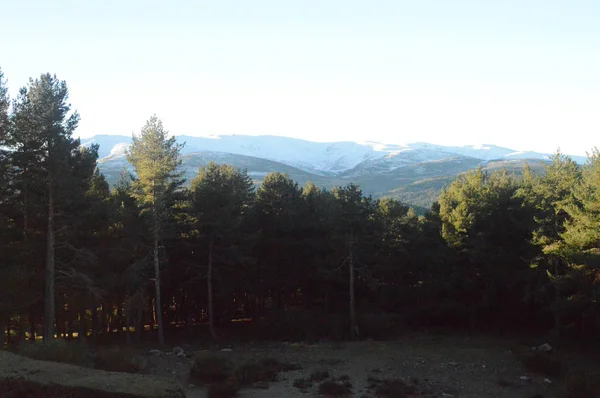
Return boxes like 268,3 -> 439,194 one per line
0,350 -> 185,398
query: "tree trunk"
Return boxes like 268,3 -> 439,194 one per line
0,319 -> 6,348
125,310 -> 131,345
135,309 -> 143,343
208,234 -> 216,339
78,311 -> 85,340
91,306 -> 98,342
153,193 -> 165,345
44,180 -> 55,341
349,248 -> 357,340
117,298 -> 123,339
125,290 -> 131,345
554,259 -> 561,340
29,313 -> 36,341
5,320 -> 10,348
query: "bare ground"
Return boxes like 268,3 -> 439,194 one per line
141,333 -> 573,397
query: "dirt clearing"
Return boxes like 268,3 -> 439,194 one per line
140,333 -> 586,397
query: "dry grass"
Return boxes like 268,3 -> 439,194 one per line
17,339 -> 90,366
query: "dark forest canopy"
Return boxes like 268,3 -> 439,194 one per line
1,69 -> 599,346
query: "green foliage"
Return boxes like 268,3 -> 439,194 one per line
189,162 -> 254,238
0,67 -> 8,137
3,67 -> 600,362
126,115 -> 184,208
437,167 -> 541,327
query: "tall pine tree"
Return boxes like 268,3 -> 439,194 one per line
189,162 -> 254,338
126,115 -> 184,344
9,74 -> 80,340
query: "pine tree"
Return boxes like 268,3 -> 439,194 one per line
554,149 -> 600,335
9,74 -> 80,340
331,183 -> 377,339
108,170 -> 149,344
255,172 -> 304,311
189,162 -> 254,338
126,115 -> 184,344
438,168 -> 538,330
517,151 -> 582,336
0,67 -> 8,139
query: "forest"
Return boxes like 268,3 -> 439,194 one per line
1,69 -> 599,348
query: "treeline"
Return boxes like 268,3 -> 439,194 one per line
1,70 -> 599,346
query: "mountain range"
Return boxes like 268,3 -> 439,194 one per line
82,134 -> 585,211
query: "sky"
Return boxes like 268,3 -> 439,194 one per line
2,0 -> 599,156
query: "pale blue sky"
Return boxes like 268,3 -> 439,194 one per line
2,0 -> 599,155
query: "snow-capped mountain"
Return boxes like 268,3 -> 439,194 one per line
81,134 -> 585,176
82,133 -> 585,210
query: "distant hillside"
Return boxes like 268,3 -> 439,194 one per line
87,134 -> 566,210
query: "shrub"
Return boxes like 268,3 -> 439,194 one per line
318,379 -> 352,397
18,339 -> 89,366
293,377 -> 313,391
564,371 -> 600,398
234,360 -> 278,385
194,355 -> 299,395
310,369 -> 330,382
367,377 -> 421,398
356,312 -> 403,340
517,350 -> 566,378
234,358 -> 300,386
252,310 -> 345,341
94,347 -> 144,373
496,378 -> 514,388
207,379 -> 240,398
191,352 -> 233,383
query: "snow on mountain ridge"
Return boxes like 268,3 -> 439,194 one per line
81,134 -> 583,175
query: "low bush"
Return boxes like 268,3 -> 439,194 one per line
310,369 -> 330,382
356,312 -> 403,340
193,354 -> 300,396
564,370 -> 600,398
517,350 -> 566,378
252,310 -> 345,341
367,377 -> 426,398
94,346 -> 144,373
318,379 -> 352,397
293,377 -> 313,391
190,352 -> 234,383
207,379 -> 240,398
